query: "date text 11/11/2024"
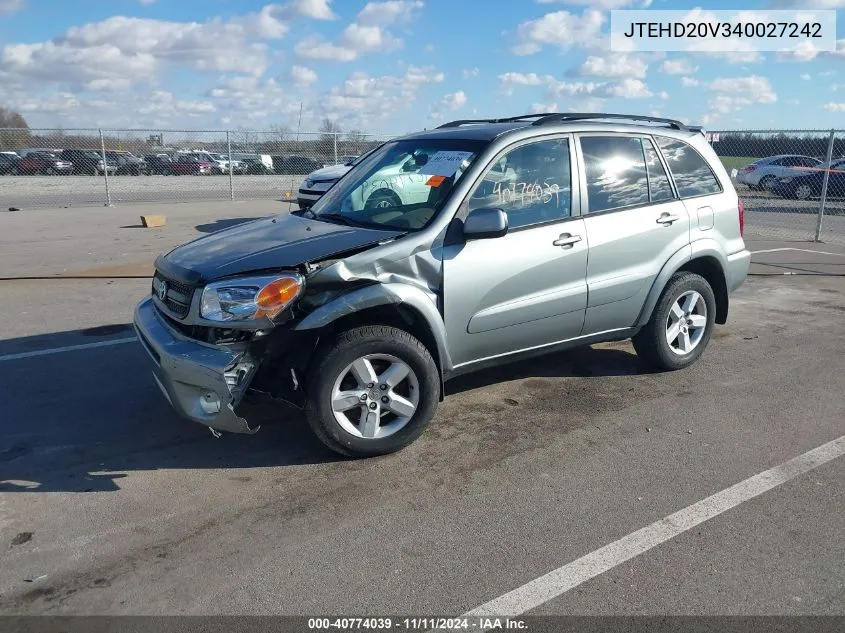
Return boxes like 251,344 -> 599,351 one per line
307,617 -> 528,630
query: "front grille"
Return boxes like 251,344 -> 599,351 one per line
152,272 -> 194,319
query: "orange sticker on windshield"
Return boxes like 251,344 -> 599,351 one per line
426,175 -> 446,187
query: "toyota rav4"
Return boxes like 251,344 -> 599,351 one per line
134,113 -> 750,457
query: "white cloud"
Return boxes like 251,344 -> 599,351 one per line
602,78 -> 653,98
823,102 -> 845,112
573,53 -> 648,79
289,65 -> 318,85
0,3 -> 337,96
776,38 -> 845,62
357,0 -> 422,25
699,50 -> 765,64
800,73 -> 811,80
709,75 -> 777,103
512,10 -> 605,55
681,76 -> 699,87
530,102 -> 558,114
462,67 -> 479,79
770,1 -> 845,7
0,0 -> 23,13
295,1 -> 422,61
701,75 -> 776,122
500,71 -> 655,101
440,90 -> 467,110
498,72 -> 547,87
537,0 -> 634,8
657,90 -> 669,99
287,0 -> 337,20
660,58 -> 698,75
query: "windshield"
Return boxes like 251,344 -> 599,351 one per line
310,138 -> 485,230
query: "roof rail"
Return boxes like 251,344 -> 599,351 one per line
435,114 -> 548,129
435,112 -> 697,132
530,112 -> 690,131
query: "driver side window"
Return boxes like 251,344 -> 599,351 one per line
468,138 -> 572,230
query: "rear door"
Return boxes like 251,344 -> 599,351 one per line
576,134 -> 691,336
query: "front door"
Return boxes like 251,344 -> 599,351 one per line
442,136 -> 589,369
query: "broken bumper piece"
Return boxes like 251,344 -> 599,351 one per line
133,297 -> 259,434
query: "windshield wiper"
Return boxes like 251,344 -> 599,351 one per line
315,212 -> 373,228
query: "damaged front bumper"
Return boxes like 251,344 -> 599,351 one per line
133,297 -> 260,434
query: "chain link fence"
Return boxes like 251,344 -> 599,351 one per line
1,126 -> 844,243
0,127 -> 391,210
708,129 -> 845,244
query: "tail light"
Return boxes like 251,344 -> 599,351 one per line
742,165 -> 756,173
738,198 -> 745,236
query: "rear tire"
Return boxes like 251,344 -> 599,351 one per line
758,175 -> 775,190
305,325 -> 439,457
632,272 -> 716,371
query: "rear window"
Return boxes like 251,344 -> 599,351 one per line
654,136 -> 722,198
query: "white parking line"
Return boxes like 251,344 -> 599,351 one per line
0,337 -> 137,362
463,435 -> 845,622
751,247 -> 845,257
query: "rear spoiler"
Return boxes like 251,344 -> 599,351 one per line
688,126 -> 705,135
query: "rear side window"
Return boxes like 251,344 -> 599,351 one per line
654,136 -> 722,198
580,136 -> 649,213
643,139 -> 674,203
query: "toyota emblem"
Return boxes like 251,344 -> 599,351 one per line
156,279 -> 168,301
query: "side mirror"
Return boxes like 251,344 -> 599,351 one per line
463,208 -> 508,240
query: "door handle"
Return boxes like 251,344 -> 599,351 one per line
656,213 -> 680,225
552,233 -> 582,248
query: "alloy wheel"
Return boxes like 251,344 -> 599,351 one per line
665,290 -> 707,356
330,353 -> 419,439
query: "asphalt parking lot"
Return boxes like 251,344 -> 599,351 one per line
0,202 -> 843,619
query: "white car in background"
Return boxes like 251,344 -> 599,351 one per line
736,154 -> 821,190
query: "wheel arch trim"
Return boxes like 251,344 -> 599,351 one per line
295,282 -> 452,390
635,241 -> 731,327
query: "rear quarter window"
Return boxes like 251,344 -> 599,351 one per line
654,136 -> 722,198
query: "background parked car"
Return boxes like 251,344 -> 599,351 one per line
19,151 -> 74,175
17,148 -> 63,158
736,155 -> 821,191
0,152 -> 21,175
770,158 -> 845,200
296,148 -> 377,208
171,154 -> 212,175
230,152 -> 273,171
144,154 -> 174,175
206,152 -> 246,175
241,157 -> 274,174
106,151 -> 148,175
59,149 -> 117,176
275,155 -> 324,175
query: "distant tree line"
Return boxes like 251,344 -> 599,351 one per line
0,111 -> 385,161
712,132 -> 845,160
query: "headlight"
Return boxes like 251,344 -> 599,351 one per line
200,273 -> 303,322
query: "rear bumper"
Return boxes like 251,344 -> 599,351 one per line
726,249 -> 751,293
133,298 -> 260,434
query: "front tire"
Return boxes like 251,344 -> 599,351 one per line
364,189 -> 401,211
632,272 -> 716,371
305,325 -> 439,457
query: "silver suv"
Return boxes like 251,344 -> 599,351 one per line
134,113 -> 750,457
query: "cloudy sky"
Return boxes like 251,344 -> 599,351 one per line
1,0 -> 844,134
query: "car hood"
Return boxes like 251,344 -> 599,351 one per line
156,212 -> 404,285
306,164 -> 352,182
